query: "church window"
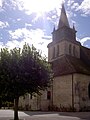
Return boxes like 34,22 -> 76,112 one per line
47,91 -> 51,100
52,47 -> 55,58
69,44 -> 72,54
88,83 -> 90,99
73,46 -> 75,56
56,45 -> 59,57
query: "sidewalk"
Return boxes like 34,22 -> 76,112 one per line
59,112 -> 90,120
0,110 -> 90,120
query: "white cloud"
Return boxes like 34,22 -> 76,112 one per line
7,0 -> 23,10
80,37 -> 90,45
17,18 -> 21,21
9,28 -> 30,39
0,21 -> 9,28
67,0 -> 74,6
2,0 -> 64,19
67,0 -> 79,10
0,42 -> 4,49
18,0 -> 64,14
0,0 -> 3,7
6,40 -> 20,49
25,23 -> 32,27
71,2 -> 79,10
67,0 -> 90,16
7,28 -> 52,56
76,0 -> 90,16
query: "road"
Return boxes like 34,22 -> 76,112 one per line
0,110 -> 90,120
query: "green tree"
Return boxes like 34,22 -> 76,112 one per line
0,43 -> 52,120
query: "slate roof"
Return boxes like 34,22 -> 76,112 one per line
81,46 -> 90,66
52,46 -> 90,77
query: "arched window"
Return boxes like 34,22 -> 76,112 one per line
88,83 -> 90,99
69,44 -> 72,54
73,46 -> 75,56
56,45 -> 59,57
52,47 -> 55,58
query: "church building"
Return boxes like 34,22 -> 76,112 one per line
19,4 -> 90,111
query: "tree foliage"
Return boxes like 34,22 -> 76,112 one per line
0,43 -> 53,120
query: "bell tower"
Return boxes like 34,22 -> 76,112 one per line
48,4 -> 81,62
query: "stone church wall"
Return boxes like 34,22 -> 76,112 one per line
48,40 -> 80,62
19,90 -> 52,111
52,73 -> 90,111
73,73 -> 90,111
53,74 -> 73,108
19,74 -> 90,111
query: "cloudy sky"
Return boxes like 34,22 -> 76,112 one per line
0,0 -> 90,56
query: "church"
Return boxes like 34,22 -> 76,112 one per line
19,4 -> 90,111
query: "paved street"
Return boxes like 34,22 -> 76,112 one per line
0,110 -> 90,120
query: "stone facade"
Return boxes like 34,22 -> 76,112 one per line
73,74 -> 90,111
19,73 -> 90,111
48,40 -> 80,62
52,74 -> 90,111
53,74 -> 72,108
19,90 -> 52,111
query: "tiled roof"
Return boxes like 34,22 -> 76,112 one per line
52,49 -> 90,77
81,46 -> 90,66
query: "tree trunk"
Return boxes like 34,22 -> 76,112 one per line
14,97 -> 19,120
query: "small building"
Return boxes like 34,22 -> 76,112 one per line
19,4 -> 90,111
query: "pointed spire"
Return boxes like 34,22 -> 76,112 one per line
73,23 -> 75,31
53,26 -> 55,32
73,23 -> 77,33
58,4 -> 70,29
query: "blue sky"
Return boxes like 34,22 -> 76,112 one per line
0,0 -> 90,56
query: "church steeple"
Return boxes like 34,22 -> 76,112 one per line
58,4 -> 70,29
52,4 -> 77,42
48,4 -> 81,62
